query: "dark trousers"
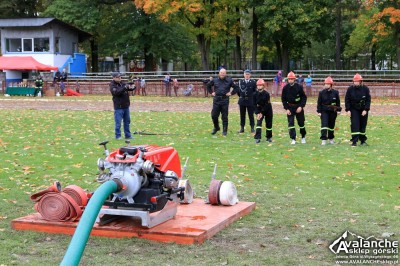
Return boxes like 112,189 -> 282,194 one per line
211,98 -> 229,132
239,105 -> 255,128
320,111 -> 337,140
287,109 -> 306,140
254,111 -> 273,140
165,83 -> 171,96
350,109 -> 368,143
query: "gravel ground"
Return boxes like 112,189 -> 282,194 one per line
0,98 -> 398,115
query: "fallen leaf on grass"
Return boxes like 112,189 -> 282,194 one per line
394,206 -> 400,210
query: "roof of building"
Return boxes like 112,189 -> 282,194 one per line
0,18 -> 92,41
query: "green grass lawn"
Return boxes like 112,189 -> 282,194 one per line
0,106 -> 399,265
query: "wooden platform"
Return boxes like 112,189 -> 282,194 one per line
11,199 -> 256,245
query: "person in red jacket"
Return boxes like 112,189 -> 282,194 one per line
254,79 -> 273,144
281,71 -> 307,144
345,73 -> 371,146
317,76 -> 342,145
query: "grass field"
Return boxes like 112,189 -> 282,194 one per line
0,98 -> 399,265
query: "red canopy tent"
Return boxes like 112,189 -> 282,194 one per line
0,56 -> 58,71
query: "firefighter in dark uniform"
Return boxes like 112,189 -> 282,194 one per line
237,69 -> 257,133
254,79 -> 273,144
281,71 -> 307,144
317,76 -> 342,145
207,68 -> 238,136
34,75 -> 44,97
345,73 -> 371,146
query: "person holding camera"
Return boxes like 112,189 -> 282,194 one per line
109,72 -> 135,140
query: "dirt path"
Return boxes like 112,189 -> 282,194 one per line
0,98 -> 398,115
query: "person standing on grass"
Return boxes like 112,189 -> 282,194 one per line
254,79 -> 273,144
273,70 -> 282,96
140,77 -> 147,96
173,78 -> 179,96
305,75 -> 312,96
345,73 -> 371,146
237,69 -> 257,133
163,73 -> 172,96
109,72 -> 135,140
317,76 -> 342,145
207,68 -> 238,136
34,75 -> 44,97
281,71 -> 307,145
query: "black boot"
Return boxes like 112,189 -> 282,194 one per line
238,126 -> 244,133
211,119 -> 220,135
211,127 -> 220,135
222,125 -> 228,136
251,126 -> 255,133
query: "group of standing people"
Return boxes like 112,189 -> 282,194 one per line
206,69 -> 371,146
109,70 -> 371,147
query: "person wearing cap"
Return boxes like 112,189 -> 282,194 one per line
281,71 -> 307,145
254,79 -> 273,144
317,76 -> 342,145
207,68 -> 238,136
345,73 -> 371,146
109,72 -> 136,140
237,69 -> 257,133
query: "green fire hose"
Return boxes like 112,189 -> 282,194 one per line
60,180 -> 119,266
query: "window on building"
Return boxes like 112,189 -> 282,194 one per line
6,39 -> 22,52
55,37 -> 60,53
34,38 -> 50,52
23,38 -> 33,52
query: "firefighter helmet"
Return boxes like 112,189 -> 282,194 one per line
353,73 -> 363,82
287,71 -> 296,79
324,76 -> 334,85
256,79 -> 265,86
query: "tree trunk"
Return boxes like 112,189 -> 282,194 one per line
90,39 -> 98,72
144,46 -> 155,71
235,35 -> 241,70
396,26 -> 400,70
335,0 -> 342,70
196,34 -> 209,71
275,40 -> 283,72
234,7 -> 241,70
371,44 -> 376,71
252,7 -> 258,70
282,44 -> 289,76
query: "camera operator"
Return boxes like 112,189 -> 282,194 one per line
109,72 -> 136,140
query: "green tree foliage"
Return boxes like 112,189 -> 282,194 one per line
0,0 -> 40,18
258,0 -> 329,74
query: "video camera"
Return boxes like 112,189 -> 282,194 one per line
124,82 -> 136,91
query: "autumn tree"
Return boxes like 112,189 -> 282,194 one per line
365,0 -> 400,69
133,0 -> 246,70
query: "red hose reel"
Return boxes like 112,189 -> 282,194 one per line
30,182 -> 88,222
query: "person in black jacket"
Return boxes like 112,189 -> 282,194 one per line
109,72 -> 136,140
237,69 -> 257,133
345,73 -> 371,146
281,71 -> 307,144
207,68 -> 238,136
317,76 -> 342,145
254,79 -> 273,144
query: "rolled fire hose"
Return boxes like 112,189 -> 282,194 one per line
60,180 -> 119,266
30,183 -> 88,222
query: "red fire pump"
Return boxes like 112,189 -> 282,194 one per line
95,141 -> 193,228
